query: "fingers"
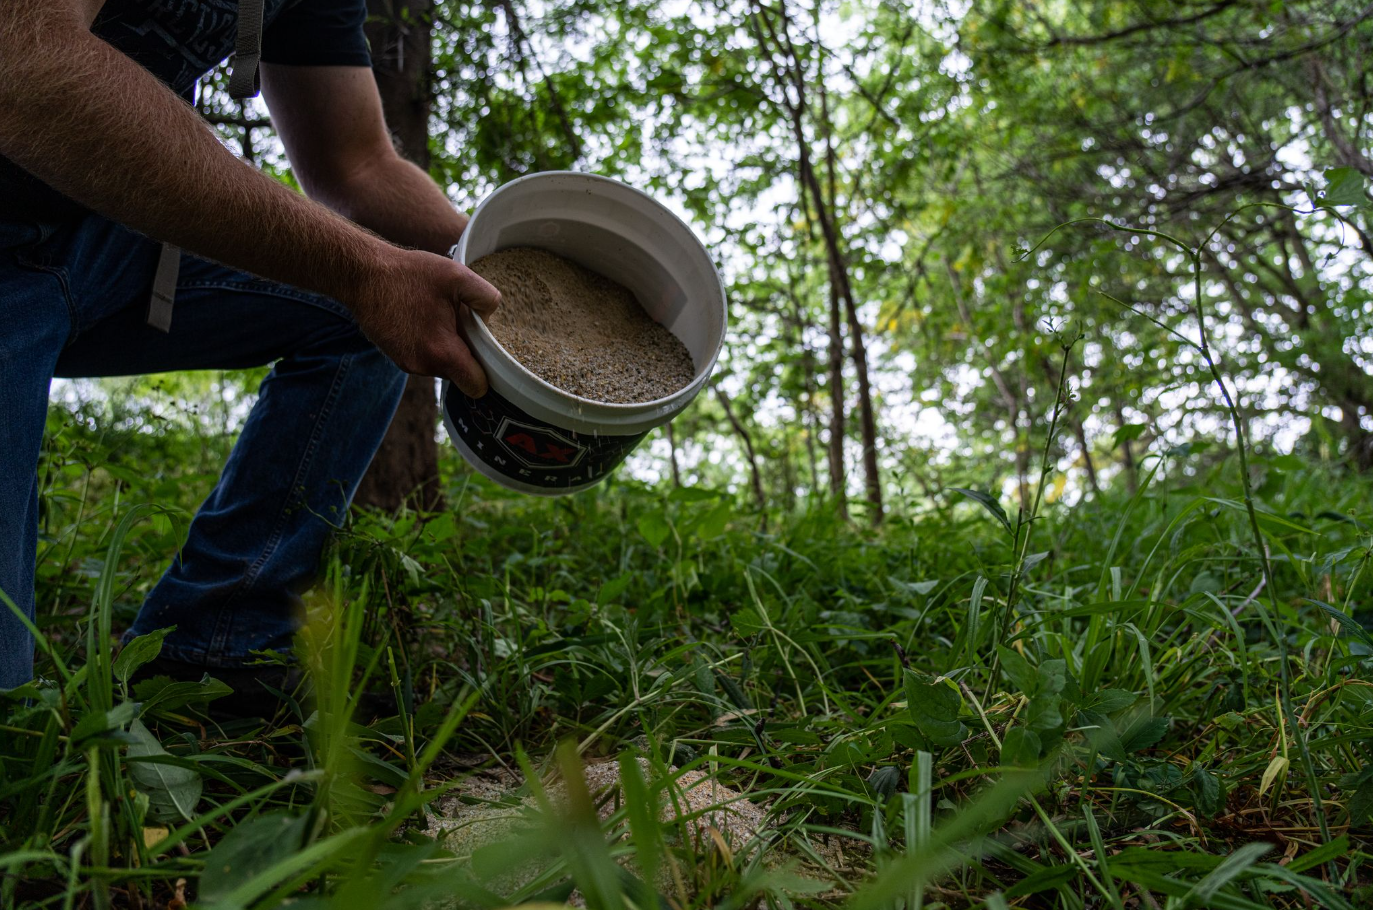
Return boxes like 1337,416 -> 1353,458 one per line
426,327 -> 488,398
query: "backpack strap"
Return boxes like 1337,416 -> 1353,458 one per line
146,242 -> 180,333
228,0 -> 267,101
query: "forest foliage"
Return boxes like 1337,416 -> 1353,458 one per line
4,0 -> 1373,907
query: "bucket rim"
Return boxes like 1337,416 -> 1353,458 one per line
457,170 -> 727,413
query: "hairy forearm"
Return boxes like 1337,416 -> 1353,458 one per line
0,3 -> 391,305
319,155 -> 470,257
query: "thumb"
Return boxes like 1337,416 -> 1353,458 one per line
432,325 -> 489,398
448,260 -> 502,317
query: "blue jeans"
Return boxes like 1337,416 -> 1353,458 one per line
0,215 -> 407,688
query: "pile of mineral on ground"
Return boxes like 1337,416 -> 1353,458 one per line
423,757 -> 864,905
470,247 -> 696,404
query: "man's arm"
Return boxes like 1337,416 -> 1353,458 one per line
0,1 -> 498,395
260,65 -> 468,257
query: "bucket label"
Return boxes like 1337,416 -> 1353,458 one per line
444,384 -> 647,492
495,418 -> 587,469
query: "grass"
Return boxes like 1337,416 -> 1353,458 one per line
3,379 -> 1372,908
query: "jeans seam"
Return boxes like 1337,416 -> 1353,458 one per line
15,252 -> 78,343
204,350 -> 356,661
177,279 -> 352,320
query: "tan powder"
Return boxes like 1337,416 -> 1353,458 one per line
471,248 -> 696,404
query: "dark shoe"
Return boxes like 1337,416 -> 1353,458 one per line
131,656 -> 402,722
131,656 -> 307,720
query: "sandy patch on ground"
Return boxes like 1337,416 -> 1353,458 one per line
423,756 -> 863,902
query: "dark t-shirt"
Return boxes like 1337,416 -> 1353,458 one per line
1,0 -> 371,222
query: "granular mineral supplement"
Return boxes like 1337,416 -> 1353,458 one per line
470,247 -> 696,404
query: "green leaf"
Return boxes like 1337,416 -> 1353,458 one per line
904,670 -> 967,747
1113,422 -> 1148,447
1190,763 -> 1224,817
1317,167 -> 1369,208
133,674 -> 233,717
668,486 -> 721,502
1181,842 -> 1272,907
126,718 -> 202,823
997,645 -> 1036,695
949,488 -> 1013,536
421,512 -> 458,544
1092,689 -> 1138,713
198,810 -> 312,903
1188,572 -> 1222,595
729,607 -> 767,636
113,627 -> 174,687
1308,600 -> 1373,649
1001,727 -> 1041,766
868,766 -> 901,803
1287,835 -> 1349,874
1038,659 -> 1066,695
596,573 -> 632,605
1102,714 -> 1170,760
714,670 -> 752,712
1349,775 -> 1373,825
636,510 -> 671,548
618,751 -> 662,905
71,701 -> 138,749
1014,658 -> 1065,731
1004,862 -> 1076,898
696,498 -> 733,539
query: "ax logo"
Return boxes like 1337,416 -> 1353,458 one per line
495,418 -> 587,469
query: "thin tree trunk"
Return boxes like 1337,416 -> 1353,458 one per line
748,0 -> 881,520
354,0 -> 443,512
780,436 -> 797,511
841,293 -> 883,521
816,36 -> 881,523
785,284 -> 821,498
666,421 -> 682,488
826,279 -> 848,514
714,386 -> 767,514
1008,290 -> 1033,508
1114,402 -> 1139,494
802,403 -> 820,500
944,255 -> 1027,502
1072,416 -> 1101,496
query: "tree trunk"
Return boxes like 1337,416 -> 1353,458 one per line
817,44 -> 881,523
785,284 -> 822,498
714,386 -> 767,515
1071,415 -> 1101,496
1114,402 -> 1139,494
826,279 -> 848,515
666,422 -> 682,488
747,0 -> 879,519
354,0 -> 443,512
780,436 -> 797,512
841,292 -> 883,522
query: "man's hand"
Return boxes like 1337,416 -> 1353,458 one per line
260,64 -> 510,395
0,2 -> 504,391
349,249 -> 501,397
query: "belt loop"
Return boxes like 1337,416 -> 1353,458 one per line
147,241 -> 179,333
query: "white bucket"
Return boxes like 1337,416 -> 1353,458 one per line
442,171 -> 727,495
